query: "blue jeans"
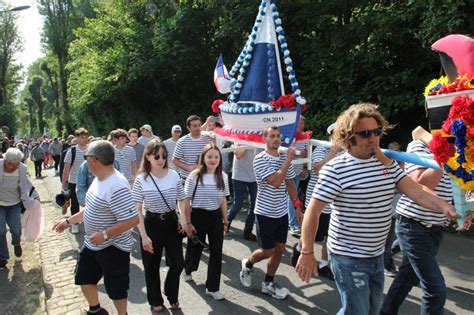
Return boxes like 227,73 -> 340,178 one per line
287,176 -> 300,230
0,203 -> 22,261
227,180 -> 257,235
383,218 -> 397,269
381,218 -> 446,315
329,252 -> 385,315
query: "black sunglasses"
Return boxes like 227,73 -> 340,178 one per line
354,128 -> 382,138
153,154 -> 167,161
191,235 -> 209,250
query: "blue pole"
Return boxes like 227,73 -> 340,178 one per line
382,149 -> 442,171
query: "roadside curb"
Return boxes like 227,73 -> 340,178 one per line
33,177 -> 87,314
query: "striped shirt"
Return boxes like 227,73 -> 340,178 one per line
65,146 -> 87,184
84,171 -> 137,252
254,151 -> 296,218
132,170 -> 185,213
164,138 -> 179,171
313,152 -> 406,258
115,145 -> 136,182
292,141 -> 307,175
184,172 -> 229,210
305,146 -> 334,214
173,134 -> 211,179
396,140 -> 452,227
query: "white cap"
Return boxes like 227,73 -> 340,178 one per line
172,125 -> 182,132
140,124 -> 152,132
327,123 -> 336,135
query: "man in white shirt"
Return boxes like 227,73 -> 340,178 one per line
138,124 -> 160,146
164,125 -> 182,171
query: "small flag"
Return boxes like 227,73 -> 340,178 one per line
214,54 -> 231,94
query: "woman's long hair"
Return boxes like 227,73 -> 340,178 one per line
138,139 -> 168,179
191,143 -> 225,191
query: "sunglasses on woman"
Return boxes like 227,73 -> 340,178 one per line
153,154 -> 167,160
354,128 -> 382,138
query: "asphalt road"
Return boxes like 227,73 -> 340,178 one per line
40,166 -> 474,314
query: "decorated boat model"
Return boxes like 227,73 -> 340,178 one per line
212,0 -> 310,147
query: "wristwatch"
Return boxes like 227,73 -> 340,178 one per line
102,230 -> 109,241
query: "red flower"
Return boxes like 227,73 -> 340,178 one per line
270,94 -> 297,110
468,127 -> 474,138
211,99 -> 224,113
429,132 -> 454,166
442,119 -> 452,135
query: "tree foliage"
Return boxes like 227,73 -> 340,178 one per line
26,0 -> 474,146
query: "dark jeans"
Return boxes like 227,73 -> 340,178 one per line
0,203 -> 22,261
34,160 -> 43,177
67,183 -> 80,215
141,214 -> 184,306
381,218 -> 446,315
384,218 -> 397,269
227,180 -> 257,235
184,208 -> 223,292
52,154 -> 61,171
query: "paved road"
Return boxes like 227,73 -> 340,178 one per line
40,166 -> 474,314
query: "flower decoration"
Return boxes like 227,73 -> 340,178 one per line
425,74 -> 474,96
211,99 -> 224,113
430,95 -> 474,189
270,94 -> 297,110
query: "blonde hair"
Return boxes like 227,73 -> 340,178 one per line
333,103 -> 392,150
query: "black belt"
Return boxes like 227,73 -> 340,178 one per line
399,216 -> 444,232
146,211 -> 173,220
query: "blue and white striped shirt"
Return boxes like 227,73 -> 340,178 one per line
254,151 -> 296,218
173,134 -> 211,179
114,145 -> 136,182
132,170 -> 185,213
184,172 -> 229,210
84,171 -> 137,252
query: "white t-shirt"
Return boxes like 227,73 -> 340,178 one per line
184,172 -> 229,210
84,171 -> 137,252
313,152 -> 406,258
253,151 -> 296,218
132,169 -> 185,213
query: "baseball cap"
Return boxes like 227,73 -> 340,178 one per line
172,125 -> 182,132
327,123 -> 336,135
141,124 -> 153,132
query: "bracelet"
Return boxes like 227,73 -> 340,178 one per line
65,219 -> 71,226
300,251 -> 314,255
223,221 -> 229,225
293,198 -> 304,209
186,222 -> 192,226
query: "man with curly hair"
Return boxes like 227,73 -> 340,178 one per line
296,103 -> 457,314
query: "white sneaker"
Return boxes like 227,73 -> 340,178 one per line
182,273 -> 193,282
70,224 -> 79,234
239,258 -> 252,288
206,290 -> 225,301
261,282 -> 287,300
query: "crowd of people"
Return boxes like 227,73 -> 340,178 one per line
0,104 -> 461,315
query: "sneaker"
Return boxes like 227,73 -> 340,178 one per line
289,227 -> 301,237
182,273 -> 193,282
243,233 -> 257,242
239,259 -> 252,288
71,224 -> 80,234
261,282 -> 287,300
14,245 -> 22,258
318,265 -> 334,281
384,267 -> 397,278
206,290 -> 225,301
290,243 -> 300,267
0,260 -> 6,269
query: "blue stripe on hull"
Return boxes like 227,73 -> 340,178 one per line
237,43 -> 282,104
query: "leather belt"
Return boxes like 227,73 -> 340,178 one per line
399,216 -> 444,233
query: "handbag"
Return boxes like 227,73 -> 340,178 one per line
21,199 -> 44,242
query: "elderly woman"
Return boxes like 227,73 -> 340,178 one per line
0,148 -> 39,269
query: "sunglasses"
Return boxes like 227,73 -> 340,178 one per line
354,128 -> 382,138
191,235 -> 209,250
153,154 -> 167,161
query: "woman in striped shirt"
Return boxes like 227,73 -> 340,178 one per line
182,143 -> 230,301
132,140 -> 185,312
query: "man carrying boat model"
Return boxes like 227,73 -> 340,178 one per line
296,103 -> 458,314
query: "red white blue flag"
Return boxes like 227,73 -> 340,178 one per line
214,54 -> 231,94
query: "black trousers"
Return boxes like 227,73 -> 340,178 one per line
141,214 -> 184,307
67,183 -> 79,215
34,160 -> 43,177
52,154 -> 61,171
184,208 -> 224,292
